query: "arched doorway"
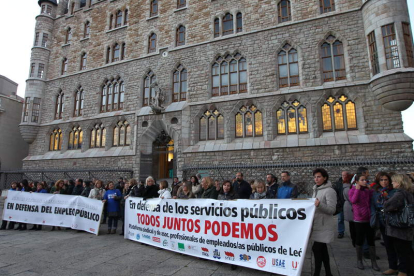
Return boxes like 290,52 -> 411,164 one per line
152,131 -> 175,179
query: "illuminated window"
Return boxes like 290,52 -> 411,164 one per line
55,91 -> 65,119
402,23 -> 414,67
101,79 -> 125,112
278,0 -> 291,23
367,31 -> 380,75
113,121 -> 131,147
235,105 -> 262,138
49,129 -> 62,151
320,0 -> 335,13
172,65 -> 187,102
223,13 -> 233,36
199,110 -> 224,141
321,35 -> 346,82
278,44 -> 299,87
322,95 -> 357,132
382,24 -> 400,69
68,126 -> 83,150
212,53 -> 247,96
276,100 -> 308,135
143,71 -> 156,106
176,25 -> 186,47
150,0 -> 158,17
90,123 -> 106,148
148,33 -> 157,53
73,87 -> 84,117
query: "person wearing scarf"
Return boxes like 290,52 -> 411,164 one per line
89,180 -> 106,200
249,180 -> 268,199
158,180 -> 172,199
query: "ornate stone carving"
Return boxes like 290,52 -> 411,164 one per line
149,81 -> 165,114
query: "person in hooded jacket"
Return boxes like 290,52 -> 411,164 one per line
349,174 -> 379,271
311,168 -> 336,276
384,174 -> 414,276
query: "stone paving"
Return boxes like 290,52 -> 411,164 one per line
0,216 -> 389,276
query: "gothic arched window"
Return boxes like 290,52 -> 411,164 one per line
222,13 -> 233,36
150,0 -> 158,17
176,25 -> 186,47
115,10 -> 123,28
61,58 -> 68,75
235,105 -> 262,138
199,110 -> 224,141
49,129 -> 62,151
65,28 -> 72,44
148,33 -> 157,53
101,79 -> 125,112
173,65 -> 187,102
278,44 -> 299,87
80,53 -> 87,70
321,35 -> 346,82
320,0 -> 335,13
74,87 -> 84,117
143,71 -> 156,106
84,21 -> 90,38
321,95 -> 357,132
278,0 -> 291,23
113,121 -> 131,146
90,123 -> 106,148
276,100 -> 308,135
177,0 -> 186,9
68,126 -> 83,150
55,91 -> 64,119
212,53 -> 247,96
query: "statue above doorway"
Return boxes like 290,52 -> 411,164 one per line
149,81 -> 165,114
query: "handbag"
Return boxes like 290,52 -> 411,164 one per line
386,198 -> 414,229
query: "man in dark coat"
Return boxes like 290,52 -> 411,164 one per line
171,177 -> 182,197
72,179 -> 84,195
232,172 -> 251,199
266,174 -> 278,198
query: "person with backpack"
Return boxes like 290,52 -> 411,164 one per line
349,174 -> 379,271
310,168 -> 337,276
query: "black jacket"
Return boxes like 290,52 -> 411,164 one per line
266,182 -> 278,198
72,185 -> 84,195
201,186 -> 219,199
232,180 -> 252,199
80,187 -> 91,197
131,185 -> 145,197
142,184 -> 159,200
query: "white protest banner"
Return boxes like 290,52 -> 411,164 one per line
124,198 -> 315,276
2,191 -> 103,235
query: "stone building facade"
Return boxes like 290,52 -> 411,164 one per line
0,75 -> 29,171
19,0 -> 414,183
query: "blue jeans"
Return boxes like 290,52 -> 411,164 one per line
337,211 -> 345,235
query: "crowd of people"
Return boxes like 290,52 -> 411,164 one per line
0,168 -> 413,276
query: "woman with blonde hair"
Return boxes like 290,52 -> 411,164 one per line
89,180 -> 106,200
249,180 -> 268,199
384,174 -> 414,276
50,179 -> 67,194
175,182 -> 195,199
142,176 -> 159,199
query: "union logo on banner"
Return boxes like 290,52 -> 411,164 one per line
292,261 -> 298,270
257,256 -> 266,268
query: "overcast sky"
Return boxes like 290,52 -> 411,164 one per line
0,1 -> 413,140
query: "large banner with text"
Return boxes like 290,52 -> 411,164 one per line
124,198 -> 315,276
2,191 -> 103,235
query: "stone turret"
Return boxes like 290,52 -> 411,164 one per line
363,0 -> 414,111
19,0 -> 57,144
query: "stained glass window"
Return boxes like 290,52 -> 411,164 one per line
277,101 -> 308,135
235,113 -> 243,138
113,121 -> 131,147
235,105 -> 263,138
50,129 -> 62,151
322,95 -> 357,132
68,127 -> 82,150
199,110 -> 224,141
91,124 -> 105,148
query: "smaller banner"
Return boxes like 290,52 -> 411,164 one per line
2,191 -> 103,235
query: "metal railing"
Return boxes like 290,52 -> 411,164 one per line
0,169 -> 133,190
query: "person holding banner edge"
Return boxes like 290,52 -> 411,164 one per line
102,182 -> 122,234
311,168 -> 336,276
